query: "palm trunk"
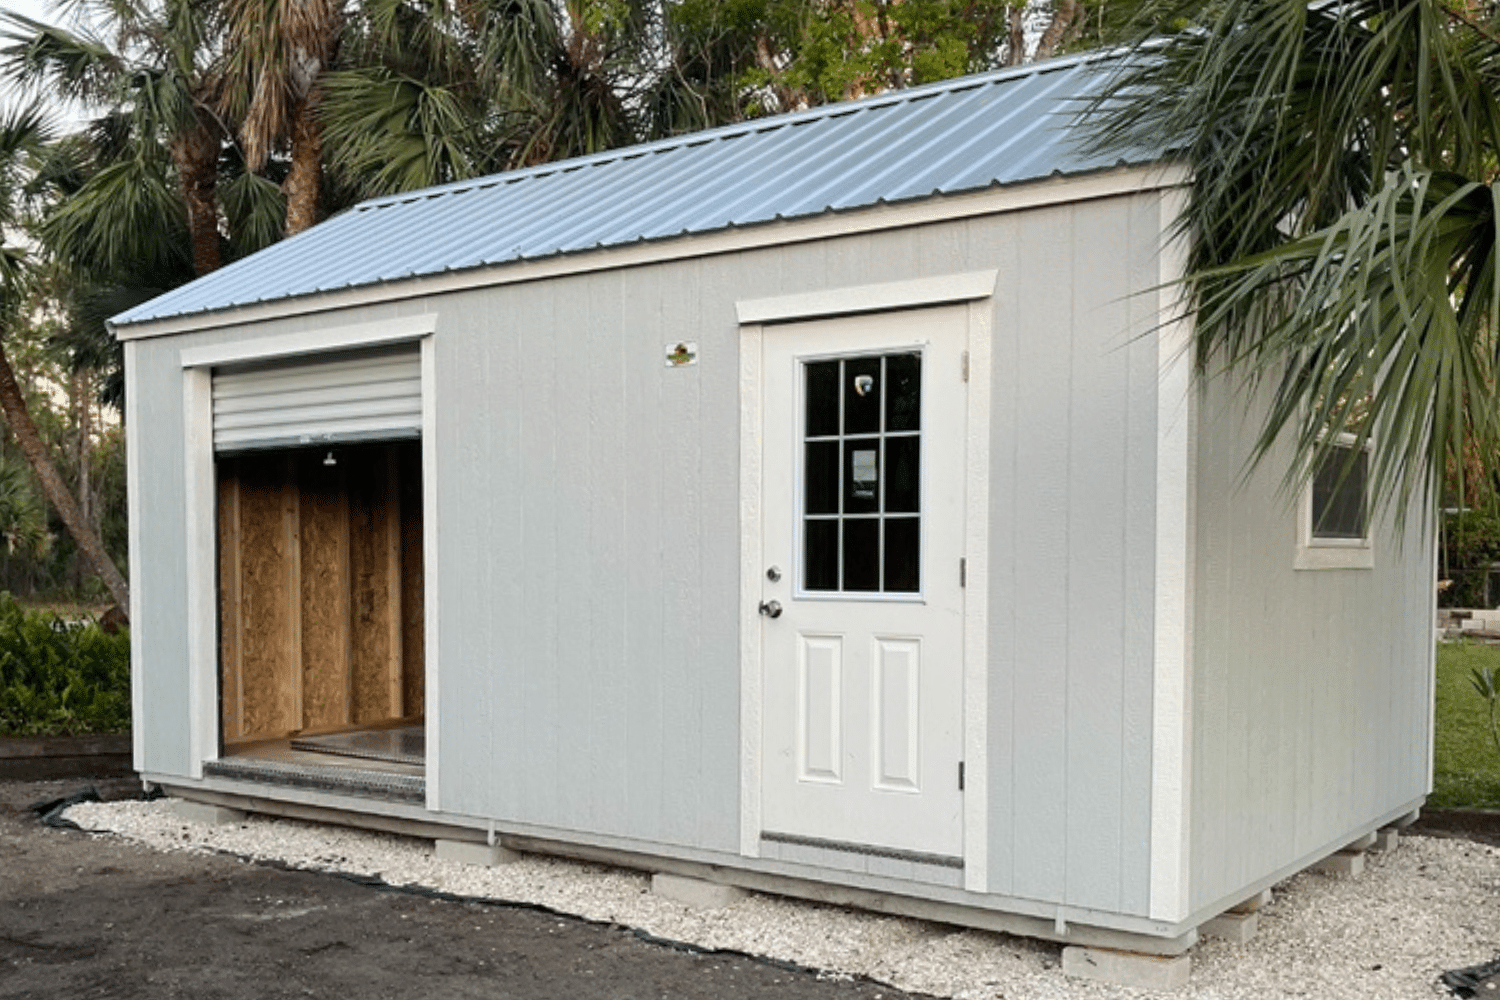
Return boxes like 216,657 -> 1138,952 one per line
0,343 -> 128,614
173,121 -> 223,277
283,93 -> 324,236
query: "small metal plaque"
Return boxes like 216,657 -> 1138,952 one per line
665,341 -> 699,367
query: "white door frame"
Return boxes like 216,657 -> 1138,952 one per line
737,273 -> 994,891
171,314 -> 441,809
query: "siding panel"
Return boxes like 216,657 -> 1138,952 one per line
1005,202 -> 1074,904
1188,372 -> 1433,915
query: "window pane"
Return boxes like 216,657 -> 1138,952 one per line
805,441 -> 839,515
804,519 -> 839,591
885,436 -> 920,513
884,517 -> 920,592
843,357 -> 883,435
805,361 -> 840,438
885,353 -> 921,431
843,518 -> 880,591
1312,446 -> 1368,539
844,439 -> 880,514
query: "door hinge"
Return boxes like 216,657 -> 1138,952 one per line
960,557 -> 966,587
961,350 -> 969,382
958,761 -> 965,791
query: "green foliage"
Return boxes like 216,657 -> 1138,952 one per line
1433,641 -> 1500,809
0,592 -> 129,736
1472,662 -> 1500,761
1083,0 -> 1500,523
1439,509 -> 1500,607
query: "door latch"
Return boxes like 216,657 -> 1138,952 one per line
758,600 -> 783,619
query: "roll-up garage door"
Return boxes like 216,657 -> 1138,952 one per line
212,345 -> 421,453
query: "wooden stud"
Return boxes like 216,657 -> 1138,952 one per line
238,454 -> 296,738
348,450 -> 395,725
284,456 -> 303,733
298,453 -> 353,731
400,441 -> 425,718
217,462 -> 245,744
386,445 -> 405,718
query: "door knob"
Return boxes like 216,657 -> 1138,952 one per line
758,600 -> 783,619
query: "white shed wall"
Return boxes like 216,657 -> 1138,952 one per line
127,337 -> 196,775
130,183 -> 1182,922
1187,374 -> 1433,918
979,193 -> 1163,918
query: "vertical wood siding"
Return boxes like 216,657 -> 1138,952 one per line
216,444 -> 423,743
974,196 -> 1161,917
1187,376 -> 1432,915
136,189 -> 1201,919
131,338 -> 195,775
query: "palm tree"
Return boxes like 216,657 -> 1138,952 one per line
1085,0 -> 1500,519
221,0 -> 344,234
0,102 -> 129,612
1,0 -> 234,277
318,0 -> 648,199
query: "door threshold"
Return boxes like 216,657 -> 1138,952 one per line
209,736 -> 424,804
761,830 -> 963,869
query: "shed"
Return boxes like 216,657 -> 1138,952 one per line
111,50 -> 1434,985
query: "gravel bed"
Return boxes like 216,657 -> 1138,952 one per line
64,799 -> 1499,999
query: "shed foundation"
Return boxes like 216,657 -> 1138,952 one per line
434,839 -> 521,867
1061,946 -> 1191,990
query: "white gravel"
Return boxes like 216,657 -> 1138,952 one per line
64,799 -> 1499,999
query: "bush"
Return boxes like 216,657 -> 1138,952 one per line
0,593 -> 130,736
1440,509 -> 1500,607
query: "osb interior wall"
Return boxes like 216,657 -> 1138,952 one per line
218,441 -> 424,745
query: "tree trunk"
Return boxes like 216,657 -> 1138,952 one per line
1034,0 -> 1082,61
1006,5 -> 1026,65
74,368 -> 92,593
0,343 -> 128,614
172,120 -> 223,277
283,93 -> 324,236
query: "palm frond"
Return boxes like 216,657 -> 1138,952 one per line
1083,0 -> 1500,517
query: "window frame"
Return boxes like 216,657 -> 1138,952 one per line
1294,432 -> 1374,571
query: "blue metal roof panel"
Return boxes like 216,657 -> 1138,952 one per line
112,50 -> 1157,328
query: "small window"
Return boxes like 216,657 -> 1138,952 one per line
1311,444 -> 1367,540
1295,437 -> 1373,570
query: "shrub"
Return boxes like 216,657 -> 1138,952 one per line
1440,509 -> 1500,607
0,593 -> 130,736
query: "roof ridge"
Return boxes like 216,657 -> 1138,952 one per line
355,49 -> 1119,212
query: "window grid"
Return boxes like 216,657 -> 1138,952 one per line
801,353 -> 921,594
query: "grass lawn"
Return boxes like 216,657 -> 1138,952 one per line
1432,640 -> 1500,809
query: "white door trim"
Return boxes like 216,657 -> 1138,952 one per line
737,278 -> 992,878
736,271 -> 998,326
739,322 -> 766,857
176,314 -> 438,798
961,296 -> 993,892
178,314 -> 437,368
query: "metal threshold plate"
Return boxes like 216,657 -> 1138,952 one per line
290,726 -> 425,766
204,756 -> 425,804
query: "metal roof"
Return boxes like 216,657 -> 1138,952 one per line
112,50 -> 1155,329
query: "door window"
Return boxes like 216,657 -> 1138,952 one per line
801,352 -> 921,594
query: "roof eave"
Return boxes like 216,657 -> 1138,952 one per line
113,161 -> 1186,343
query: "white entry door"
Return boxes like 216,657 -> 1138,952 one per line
759,306 -> 966,861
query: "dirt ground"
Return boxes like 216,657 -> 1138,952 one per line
0,778 -> 924,1000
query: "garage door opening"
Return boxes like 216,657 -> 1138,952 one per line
210,440 -> 425,800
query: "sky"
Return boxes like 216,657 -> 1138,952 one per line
0,0 -> 88,122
